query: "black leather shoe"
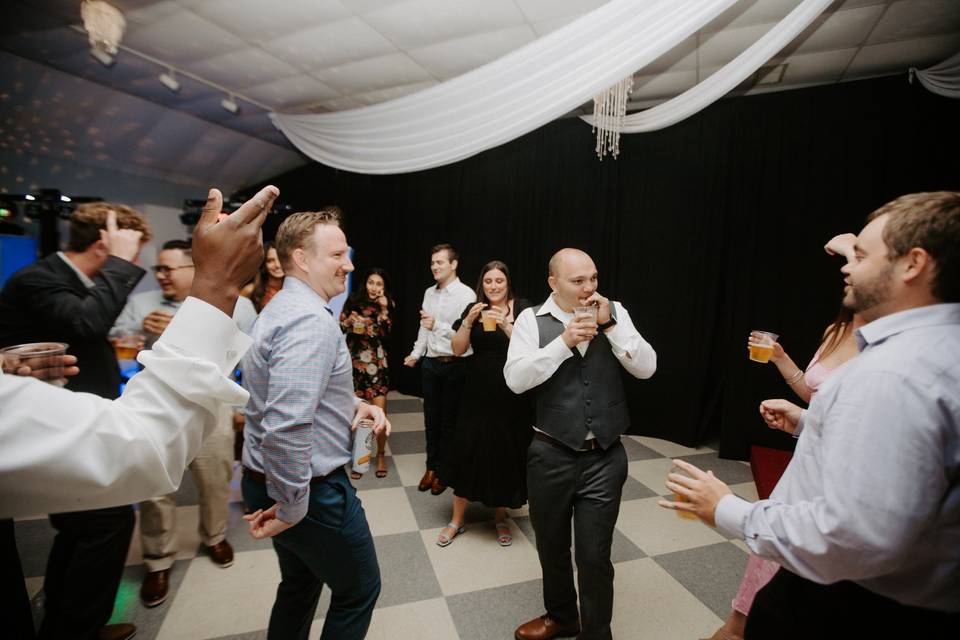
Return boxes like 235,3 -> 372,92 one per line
97,623 -> 137,640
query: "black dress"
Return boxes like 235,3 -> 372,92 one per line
439,299 -> 534,509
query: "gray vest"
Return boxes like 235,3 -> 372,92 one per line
534,305 -> 629,450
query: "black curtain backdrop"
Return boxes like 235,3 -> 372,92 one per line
241,75 -> 958,459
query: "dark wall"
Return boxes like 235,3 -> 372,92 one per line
242,75 -> 959,459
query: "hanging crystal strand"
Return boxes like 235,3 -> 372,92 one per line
592,75 -> 633,160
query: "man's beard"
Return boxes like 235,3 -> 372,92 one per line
844,262 -> 894,314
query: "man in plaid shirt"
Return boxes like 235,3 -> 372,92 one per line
240,209 -> 390,640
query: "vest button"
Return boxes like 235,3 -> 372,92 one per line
585,399 -> 592,405
586,417 -> 593,424
583,380 -> 590,386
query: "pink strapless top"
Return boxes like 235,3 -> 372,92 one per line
804,344 -> 851,396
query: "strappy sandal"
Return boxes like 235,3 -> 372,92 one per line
349,470 -> 362,480
436,522 -> 465,547
495,521 -> 513,547
374,454 -> 388,478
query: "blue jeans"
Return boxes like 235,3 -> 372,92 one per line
242,468 -> 381,640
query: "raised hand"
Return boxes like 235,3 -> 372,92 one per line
419,310 -> 436,331
100,209 -> 144,262
463,302 -> 487,328
579,292 -> 611,324
759,399 -> 803,435
747,331 -> 785,363
562,316 -> 598,348
190,185 -> 279,317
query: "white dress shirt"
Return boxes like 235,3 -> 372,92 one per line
714,303 -> 960,612
0,297 -> 251,518
407,277 -> 476,359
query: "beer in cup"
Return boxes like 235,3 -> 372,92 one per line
113,332 -> 145,362
670,464 -> 699,520
480,309 -> 498,332
0,342 -> 69,386
574,306 -> 598,323
748,330 -> 778,363
352,319 -> 367,335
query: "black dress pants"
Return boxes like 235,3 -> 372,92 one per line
38,505 -> 135,640
2,518 -> 36,639
421,357 -> 466,471
746,567 -> 960,640
527,436 -> 628,640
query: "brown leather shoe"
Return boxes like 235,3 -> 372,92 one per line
140,569 -> 170,607
514,615 -> 581,640
96,623 -> 137,640
430,477 -> 447,495
418,469 -> 436,492
206,540 -> 234,568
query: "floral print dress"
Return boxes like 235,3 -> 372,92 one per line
340,299 -> 392,400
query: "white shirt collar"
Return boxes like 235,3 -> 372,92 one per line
57,251 -> 96,289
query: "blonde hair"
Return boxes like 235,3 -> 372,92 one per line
274,208 -> 342,270
67,202 -> 153,251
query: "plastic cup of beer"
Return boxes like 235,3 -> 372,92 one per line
748,330 -> 778,363
352,319 -> 367,335
0,342 -> 69,386
480,309 -> 498,332
670,464 -> 699,520
574,306 -> 598,324
113,332 -> 145,362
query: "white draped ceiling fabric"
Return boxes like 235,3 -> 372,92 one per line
583,0 -> 835,133
910,51 -> 960,99
270,0 -> 740,174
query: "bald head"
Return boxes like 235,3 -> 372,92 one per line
547,248 -> 598,312
548,248 -> 594,278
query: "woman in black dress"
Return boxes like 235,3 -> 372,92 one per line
340,267 -> 395,479
436,260 -> 532,547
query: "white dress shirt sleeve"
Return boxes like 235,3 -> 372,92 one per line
504,307 -> 574,394
407,289 -> 429,360
0,296 -> 251,518
605,302 -> 656,379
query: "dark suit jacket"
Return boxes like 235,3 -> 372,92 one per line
0,253 -> 145,398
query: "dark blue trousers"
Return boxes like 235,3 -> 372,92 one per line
242,468 -> 381,640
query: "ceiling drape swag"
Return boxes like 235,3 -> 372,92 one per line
582,0 -> 835,133
910,51 -> 960,99
269,0 -> 739,174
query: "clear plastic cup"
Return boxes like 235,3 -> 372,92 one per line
749,330 -> 778,363
0,342 -> 70,386
574,306 -> 598,323
113,332 -> 145,362
670,464 -> 699,520
480,309 -> 497,332
352,319 -> 367,335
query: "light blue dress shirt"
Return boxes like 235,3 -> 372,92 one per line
241,276 -> 359,525
716,303 -> 960,612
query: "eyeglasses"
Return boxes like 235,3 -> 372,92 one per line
151,264 -> 194,275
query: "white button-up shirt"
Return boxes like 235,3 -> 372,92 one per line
407,277 -> 476,359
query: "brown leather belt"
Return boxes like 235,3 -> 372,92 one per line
534,431 -> 602,453
242,466 -> 331,486
429,355 -> 459,364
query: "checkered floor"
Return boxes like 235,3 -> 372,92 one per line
16,392 -> 759,639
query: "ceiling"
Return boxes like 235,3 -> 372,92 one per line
1,0 -> 958,187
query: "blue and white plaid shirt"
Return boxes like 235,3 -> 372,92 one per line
241,276 -> 359,524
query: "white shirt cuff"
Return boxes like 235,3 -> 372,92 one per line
715,494 -> 752,539
153,297 -> 253,375
793,409 -> 807,438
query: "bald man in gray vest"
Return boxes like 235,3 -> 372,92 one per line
505,248 -> 656,640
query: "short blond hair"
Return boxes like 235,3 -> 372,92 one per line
275,208 -> 342,270
67,202 -> 153,251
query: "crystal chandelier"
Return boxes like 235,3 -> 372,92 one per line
81,0 -> 126,55
591,76 -> 633,160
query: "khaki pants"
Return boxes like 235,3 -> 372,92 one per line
139,416 -> 233,572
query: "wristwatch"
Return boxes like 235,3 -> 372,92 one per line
598,316 -> 617,332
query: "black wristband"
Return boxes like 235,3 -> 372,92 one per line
598,317 -> 617,332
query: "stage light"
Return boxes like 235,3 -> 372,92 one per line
24,194 -> 36,201
60,195 -> 71,202
159,70 -> 180,92
221,95 -> 239,114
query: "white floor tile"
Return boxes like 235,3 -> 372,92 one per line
422,519 -> 542,595
729,539 -> 751,554
387,391 -> 420,401
311,597 -> 458,640
359,487 -> 420,536
387,412 -> 425,432
393,452 -> 428,487
155,549 -> 278,640
617,497 -> 727,557
610,558 -> 722,639
632,436 -> 713,458
627,457 -> 675,495
728,481 -> 759,502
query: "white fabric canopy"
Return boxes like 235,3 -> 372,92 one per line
583,0 -> 834,133
270,0 -> 739,174
910,51 -> 960,99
